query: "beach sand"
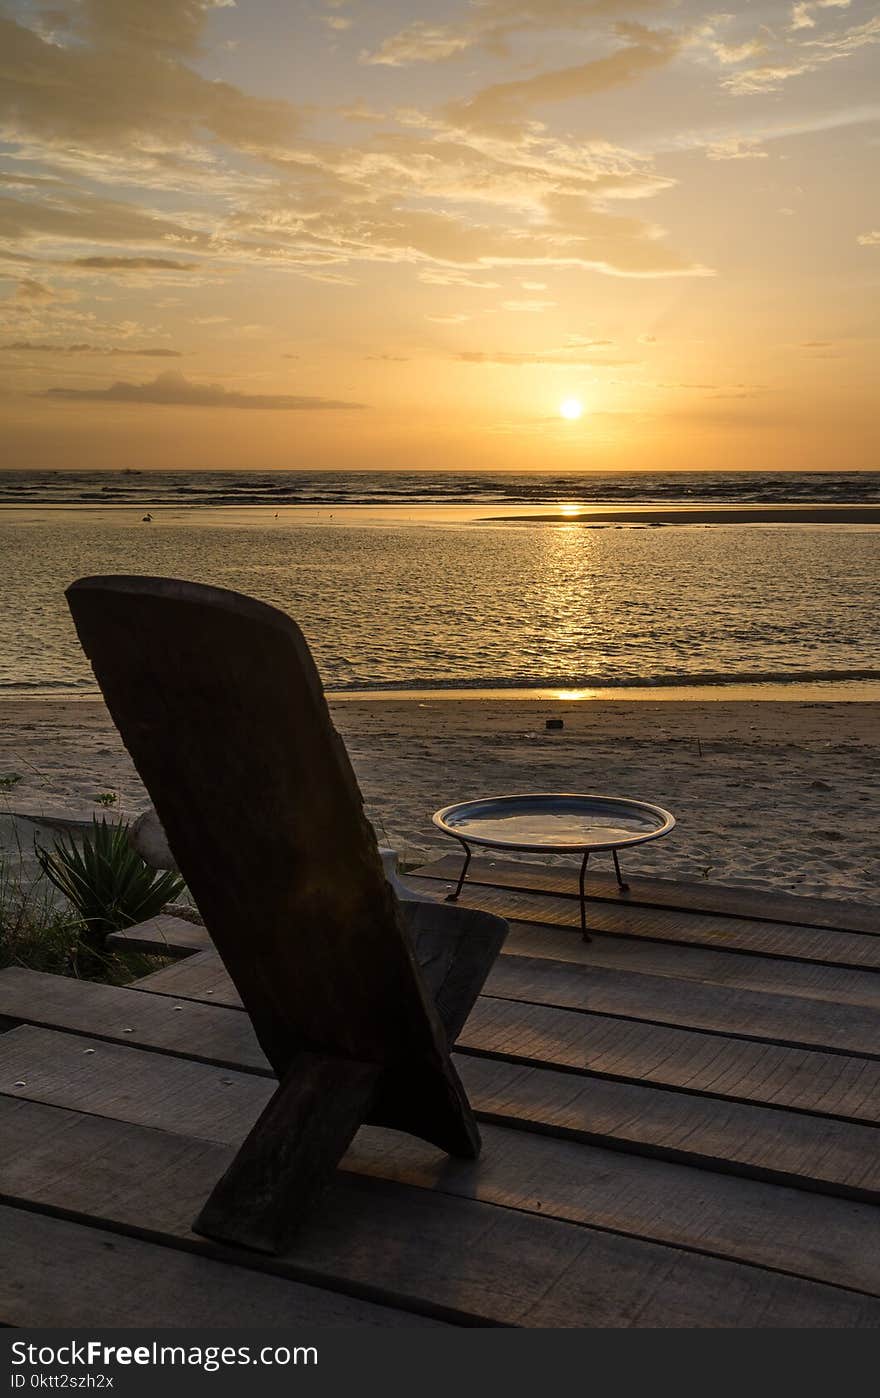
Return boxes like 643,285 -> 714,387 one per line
2,697 -> 878,904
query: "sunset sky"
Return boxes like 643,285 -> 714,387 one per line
0,0 -> 877,471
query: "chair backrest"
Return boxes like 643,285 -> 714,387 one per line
66,576 -> 452,1079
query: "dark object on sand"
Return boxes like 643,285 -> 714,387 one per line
546,717 -> 564,730
66,575 -> 507,1255
141,513 -> 152,522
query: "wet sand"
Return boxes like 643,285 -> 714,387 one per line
479,506 -> 880,525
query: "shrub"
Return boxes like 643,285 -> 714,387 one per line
36,817 -> 184,951
0,852 -> 167,984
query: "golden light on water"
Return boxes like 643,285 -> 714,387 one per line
559,398 -> 584,421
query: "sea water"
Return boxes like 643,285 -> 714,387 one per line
2,470 -> 879,697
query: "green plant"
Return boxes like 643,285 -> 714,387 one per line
0,773 -> 22,792
94,792 -> 118,807
2,819 -> 171,984
36,817 -> 184,949
1,855 -> 79,977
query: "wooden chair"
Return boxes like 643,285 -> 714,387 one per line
66,576 -> 507,1255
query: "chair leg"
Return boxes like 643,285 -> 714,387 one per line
579,851 -> 593,943
194,1051 -> 381,1256
445,841 -> 472,902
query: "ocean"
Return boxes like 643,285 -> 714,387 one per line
2,469 -> 879,698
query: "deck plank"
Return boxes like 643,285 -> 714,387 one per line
5,964 -> 878,1126
499,923 -> 880,1010
411,854 -> 879,935
0,1202 -> 437,1328
0,964 -> 266,1069
131,918 -> 880,1013
3,1078 -> 880,1309
463,997 -> 880,1125
108,913 -> 211,957
403,877 -> 880,970
113,884 -> 880,971
484,954 -> 880,1058
3,1022 -> 879,1203
114,910 -> 880,1052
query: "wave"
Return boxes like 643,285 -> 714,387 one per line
4,668 -> 880,698
2,468 -> 880,509
326,668 -> 880,692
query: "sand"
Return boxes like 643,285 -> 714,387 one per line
2,696 -> 878,904
479,506 -> 880,525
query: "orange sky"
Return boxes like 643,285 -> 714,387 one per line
0,0 -> 878,471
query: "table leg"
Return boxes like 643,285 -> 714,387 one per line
446,840 -> 472,902
578,851 -> 593,943
612,848 -> 630,892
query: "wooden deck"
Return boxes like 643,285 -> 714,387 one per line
2,856 -> 879,1328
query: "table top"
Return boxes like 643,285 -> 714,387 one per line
433,792 -> 675,854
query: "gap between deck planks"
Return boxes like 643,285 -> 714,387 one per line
110,912 -> 880,1014
2,976 -> 880,1205
131,952 -> 880,1126
0,1200 -> 442,1329
3,962 -> 880,1129
3,1060 -> 880,1318
108,915 -> 880,1062
402,876 -> 880,971
110,887 -> 880,974
411,854 -> 879,935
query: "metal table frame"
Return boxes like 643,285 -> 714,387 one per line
433,793 -> 675,942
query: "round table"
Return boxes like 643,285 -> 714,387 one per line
432,793 -> 675,941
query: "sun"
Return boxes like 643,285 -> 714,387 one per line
559,397 -> 584,420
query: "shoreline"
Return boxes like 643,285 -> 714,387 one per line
4,680 -> 880,703
4,501 -> 880,531
3,697 -> 878,904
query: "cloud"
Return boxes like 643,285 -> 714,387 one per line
13,279 -> 58,303
0,3 -> 706,293
566,335 -> 614,348
0,8 -> 302,172
445,28 -> 681,136
3,341 -> 182,356
70,256 -> 200,271
706,138 -> 768,161
78,1 -> 236,57
360,2 -> 673,67
362,24 -> 472,66
456,349 -> 633,366
0,185 -> 213,252
790,1 -> 851,33
40,370 -> 366,409
1,278 -> 79,312
857,230 -> 880,245
418,269 -> 501,289
720,12 -> 880,95
500,299 -> 557,311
